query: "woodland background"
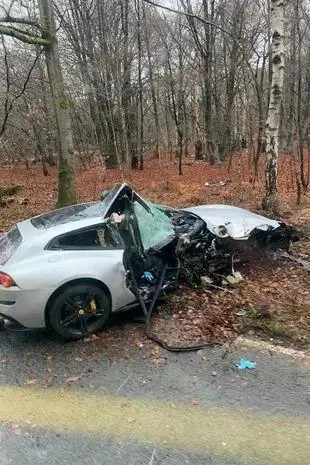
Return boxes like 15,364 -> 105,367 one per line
0,0 -> 309,202
0,0 -> 310,344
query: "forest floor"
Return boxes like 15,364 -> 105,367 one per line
1,151 -> 310,351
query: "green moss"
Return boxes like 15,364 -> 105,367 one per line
242,309 -> 297,341
59,99 -> 72,110
246,321 -> 295,339
56,164 -> 76,208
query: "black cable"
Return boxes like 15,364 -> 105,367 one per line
131,262 -> 219,352
145,320 -> 218,352
119,197 -> 221,352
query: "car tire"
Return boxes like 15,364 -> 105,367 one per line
47,282 -> 111,341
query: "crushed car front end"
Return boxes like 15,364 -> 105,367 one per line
117,197 -> 299,299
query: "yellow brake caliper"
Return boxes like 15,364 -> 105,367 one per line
90,299 -> 97,313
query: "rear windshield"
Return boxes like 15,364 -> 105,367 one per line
0,225 -> 22,265
30,185 -> 122,230
31,202 -> 107,230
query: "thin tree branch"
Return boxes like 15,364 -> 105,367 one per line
143,0 -> 262,106
0,24 -> 49,45
7,25 -> 40,37
0,49 -> 43,138
1,36 -> 10,119
0,15 -> 43,31
142,0 -> 232,38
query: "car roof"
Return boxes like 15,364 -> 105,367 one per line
17,201 -> 107,242
15,183 -> 133,243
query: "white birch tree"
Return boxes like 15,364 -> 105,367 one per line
262,0 -> 285,211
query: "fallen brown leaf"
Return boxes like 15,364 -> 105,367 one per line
25,379 -> 37,385
191,399 -> 200,405
12,428 -> 22,436
66,375 -> 80,383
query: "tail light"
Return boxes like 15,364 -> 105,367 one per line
0,273 -> 17,288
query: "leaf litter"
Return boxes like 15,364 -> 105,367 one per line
0,153 -> 310,351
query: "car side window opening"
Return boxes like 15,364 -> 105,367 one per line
50,225 -> 121,250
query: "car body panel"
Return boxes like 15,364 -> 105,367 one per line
0,249 -> 136,328
0,248 -> 136,328
184,204 -> 280,239
0,287 -> 52,328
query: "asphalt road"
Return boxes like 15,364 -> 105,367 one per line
0,325 -> 309,465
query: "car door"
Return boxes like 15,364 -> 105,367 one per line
48,223 -> 137,311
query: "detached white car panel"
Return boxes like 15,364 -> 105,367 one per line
185,205 -> 280,239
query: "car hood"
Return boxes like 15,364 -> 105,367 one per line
183,204 -> 280,239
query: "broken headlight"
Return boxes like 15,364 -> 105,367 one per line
213,225 -> 229,237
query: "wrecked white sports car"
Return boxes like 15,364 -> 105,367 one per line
0,182 -> 298,340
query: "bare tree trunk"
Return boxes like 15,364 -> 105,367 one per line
136,0 -> 144,170
177,18 -> 185,175
121,0 -> 135,164
295,0 -> 307,192
202,0 -> 214,161
285,13 -> 296,154
222,1 -> 243,160
164,77 -> 173,158
262,0 -> 285,212
143,3 -> 160,159
95,2 -> 120,168
305,50 -> 310,190
165,19 -> 185,175
267,0 -> 273,110
63,0 -> 104,157
180,0 -> 215,161
253,46 -> 267,182
39,0 -> 76,207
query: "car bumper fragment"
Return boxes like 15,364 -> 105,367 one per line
0,313 -> 26,331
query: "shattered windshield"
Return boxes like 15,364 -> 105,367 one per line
133,200 -> 175,250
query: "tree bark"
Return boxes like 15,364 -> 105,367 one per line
222,2 -> 241,160
136,0 -> 144,170
121,0 -> 136,164
38,0 -> 76,207
262,0 -> 285,212
143,3 -> 160,159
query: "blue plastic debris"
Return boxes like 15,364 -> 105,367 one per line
236,359 -> 256,370
142,271 -> 154,283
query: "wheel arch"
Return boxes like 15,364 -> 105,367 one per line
44,278 -> 112,327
